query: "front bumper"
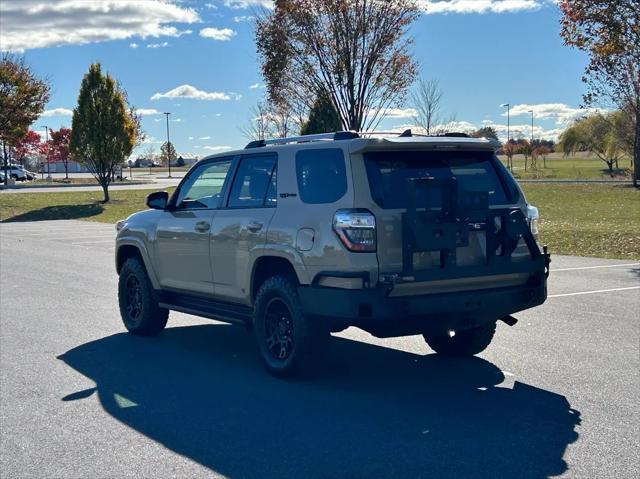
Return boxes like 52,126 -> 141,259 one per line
297,273 -> 547,338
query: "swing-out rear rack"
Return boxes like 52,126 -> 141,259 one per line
401,176 -> 550,282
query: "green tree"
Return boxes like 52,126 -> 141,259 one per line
70,63 -> 139,202
159,141 -> 177,166
300,90 -> 342,135
558,113 -> 623,176
0,54 -> 50,184
559,0 -> 640,186
256,0 -> 419,131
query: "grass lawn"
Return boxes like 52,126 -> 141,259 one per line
521,184 -> 639,259
0,188 -> 174,224
498,153 -> 633,180
0,184 -> 638,259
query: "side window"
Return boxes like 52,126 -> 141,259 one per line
295,148 -> 347,204
175,159 -> 232,209
228,155 -> 277,208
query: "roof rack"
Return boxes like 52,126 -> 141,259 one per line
244,131 -> 359,149
243,129 -> 472,149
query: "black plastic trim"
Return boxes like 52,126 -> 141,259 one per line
158,290 -> 253,326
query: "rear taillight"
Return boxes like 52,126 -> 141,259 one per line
333,209 -> 376,252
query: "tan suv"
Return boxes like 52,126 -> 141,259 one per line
115,131 -> 550,377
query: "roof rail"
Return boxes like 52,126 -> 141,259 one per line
244,131 -> 359,149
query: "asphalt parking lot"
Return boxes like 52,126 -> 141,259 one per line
1,220 -> 638,478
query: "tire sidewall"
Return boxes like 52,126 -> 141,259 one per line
118,257 -> 167,335
254,278 -> 304,375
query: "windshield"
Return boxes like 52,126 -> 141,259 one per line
364,150 -> 511,209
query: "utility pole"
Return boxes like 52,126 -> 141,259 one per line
528,110 -> 534,145
163,112 -> 172,178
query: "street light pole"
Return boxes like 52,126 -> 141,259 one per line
40,125 -> 50,180
163,112 -> 172,178
528,110 -> 534,145
500,103 -> 511,170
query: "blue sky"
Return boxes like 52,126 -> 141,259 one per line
1,0 -> 592,158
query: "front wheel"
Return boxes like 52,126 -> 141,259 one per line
118,257 -> 168,336
253,275 -> 329,378
423,322 -> 496,357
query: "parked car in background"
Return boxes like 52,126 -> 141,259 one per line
3,164 -> 36,181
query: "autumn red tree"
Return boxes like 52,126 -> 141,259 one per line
47,127 -> 72,179
559,0 -> 640,186
12,130 -> 41,167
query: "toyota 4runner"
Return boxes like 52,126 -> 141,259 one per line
115,131 -> 550,377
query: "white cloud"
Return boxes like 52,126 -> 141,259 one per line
199,136 -> 212,140
234,15 -> 255,23
223,1 -> 274,9
200,27 -> 236,41
151,84 -> 232,101
146,41 -> 169,48
204,3 -> 218,9
387,118 -> 566,142
0,0 -> 199,52
419,0 -> 543,15
202,145 -> 234,152
171,118 -> 183,122
40,108 -> 73,117
129,43 -> 139,49
249,83 -> 263,89
136,108 -> 162,116
505,103 -> 603,125
371,108 -> 418,119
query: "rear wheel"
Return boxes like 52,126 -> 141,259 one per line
423,322 -> 496,357
118,257 -> 168,336
254,275 -> 329,378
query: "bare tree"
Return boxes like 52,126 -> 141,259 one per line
411,79 -> 443,135
240,101 -> 273,141
256,0 -> 419,132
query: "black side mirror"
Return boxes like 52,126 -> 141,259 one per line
146,191 -> 169,210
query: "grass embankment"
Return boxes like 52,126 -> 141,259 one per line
498,153 -> 633,180
0,184 -> 638,259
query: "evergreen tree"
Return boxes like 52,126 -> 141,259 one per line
300,91 -> 342,135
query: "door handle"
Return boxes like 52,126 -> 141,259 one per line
247,221 -> 263,232
195,221 -> 211,233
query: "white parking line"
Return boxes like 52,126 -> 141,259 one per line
71,240 -> 116,245
548,286 -> 640,298
552,263 -> 640,272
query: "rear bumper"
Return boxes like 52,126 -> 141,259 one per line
297,274 -> 547,337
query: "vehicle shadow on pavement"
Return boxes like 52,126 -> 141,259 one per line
59,324 -> 580,479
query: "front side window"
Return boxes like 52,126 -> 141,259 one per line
228,155 -> 277,208
175,159 -> 232,209
295,148 -> 347,204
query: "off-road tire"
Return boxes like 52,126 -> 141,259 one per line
423,322 -> 496,357
118,257 -> 168,336
253,275 -> 329,378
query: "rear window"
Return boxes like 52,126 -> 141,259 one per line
364,150 -> 510,209
296,148 -> 347,204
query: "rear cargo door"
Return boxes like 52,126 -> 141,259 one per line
363,149 -> 514,275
